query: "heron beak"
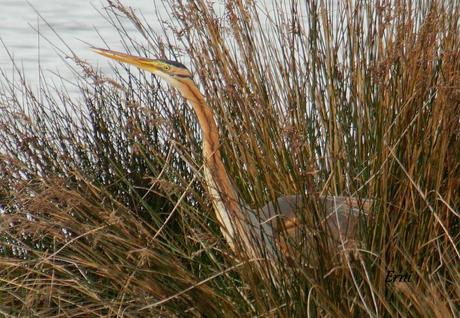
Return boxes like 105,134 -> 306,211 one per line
92,47 -> 162,73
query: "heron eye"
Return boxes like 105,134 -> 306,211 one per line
163,65 -> 171,71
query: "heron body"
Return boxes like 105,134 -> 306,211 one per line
93,47 -> 371,263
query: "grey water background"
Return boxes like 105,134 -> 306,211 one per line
0,0 -> 165,95
0,0 -> 294,97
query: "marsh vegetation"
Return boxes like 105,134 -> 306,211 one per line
1,1 -> 459,316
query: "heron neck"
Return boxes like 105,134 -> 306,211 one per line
179,81 -> 259,253
188,93 -> 242,239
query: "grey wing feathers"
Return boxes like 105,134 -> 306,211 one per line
261,194 -> 373,241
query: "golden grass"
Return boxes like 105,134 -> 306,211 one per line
1,0 -> 459,316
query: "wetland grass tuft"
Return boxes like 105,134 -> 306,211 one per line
1,1 -> 459,316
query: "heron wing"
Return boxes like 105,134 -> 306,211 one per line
261,194 -> 373,242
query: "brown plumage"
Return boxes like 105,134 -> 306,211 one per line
93,47 -> 372,264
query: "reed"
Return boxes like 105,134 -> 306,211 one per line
1,0 -> 459,316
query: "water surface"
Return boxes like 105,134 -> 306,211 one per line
0,0 -> 161,92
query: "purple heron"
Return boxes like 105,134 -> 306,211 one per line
93,47 -> 372,263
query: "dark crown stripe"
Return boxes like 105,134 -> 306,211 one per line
159,59 -> 188,69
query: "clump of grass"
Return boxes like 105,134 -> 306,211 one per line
1,0 -> 459,316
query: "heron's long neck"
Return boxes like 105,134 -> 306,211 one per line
179,81 -> 259,253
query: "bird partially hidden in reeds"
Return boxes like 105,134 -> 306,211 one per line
93,47 -> 372,267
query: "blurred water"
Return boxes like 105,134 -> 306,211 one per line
0,0 -> 162,94
0,0 -> 281,97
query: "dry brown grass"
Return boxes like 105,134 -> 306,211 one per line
1,0 -> 459,316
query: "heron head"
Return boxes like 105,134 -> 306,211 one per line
92,47 -> 192,88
